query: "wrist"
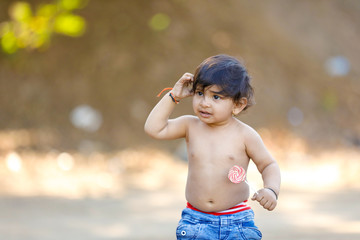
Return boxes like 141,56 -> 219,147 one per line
169,92 -> 180,104
170,89 -> 182,100
265,187 -> 278,200
157,87 -> 180,104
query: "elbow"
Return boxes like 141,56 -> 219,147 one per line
144,122 -> 153,136
144,122 -> 159,139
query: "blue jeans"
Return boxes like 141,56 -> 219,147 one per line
176,208 -> 262,240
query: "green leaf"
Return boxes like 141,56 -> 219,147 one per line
59,0 -> 88,11
54,14 -> 86,37
1,31 -> 18,54
37,4 -> 57,18
149,13 -> 171,31
10,2 -> 33,22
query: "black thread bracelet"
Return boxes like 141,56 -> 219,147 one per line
169,92 -> 180,104
265,187 -> 278,200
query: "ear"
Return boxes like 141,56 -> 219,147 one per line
232,98 -> 248,115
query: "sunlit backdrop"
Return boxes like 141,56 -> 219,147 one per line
0,1 -> 360,239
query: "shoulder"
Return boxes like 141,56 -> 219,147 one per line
232,121 -> 269,159
172,115 -> 199,127
234,119 -> 262,141
176,115 -> 198,122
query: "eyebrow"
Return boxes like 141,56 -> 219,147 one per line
210,90 -> 224,95
195,86 -> 225,96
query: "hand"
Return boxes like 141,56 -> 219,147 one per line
172,73 -> 194,99
251,188 -> 277,211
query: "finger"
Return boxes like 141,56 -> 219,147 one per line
183,73 -> 194,79
260,198 -> 268,206
251,193 -> 257,201
269,201 -> 277,211
180,75 -> 193,83
185,73 -> 194,82
254,194 -> 264,203
263,201 -> 272,210
268,203 -> 275,211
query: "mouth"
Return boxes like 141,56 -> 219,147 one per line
199,110 -> 211,118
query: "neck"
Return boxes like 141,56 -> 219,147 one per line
204,116 -> 236,129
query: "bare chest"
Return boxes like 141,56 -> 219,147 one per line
186,128 -> 249,166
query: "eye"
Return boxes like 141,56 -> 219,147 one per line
196,91 -> 203,96
213,95 -> 221,100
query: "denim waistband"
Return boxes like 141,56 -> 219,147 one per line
187,201 -> 251,216
181,207 -> 255,225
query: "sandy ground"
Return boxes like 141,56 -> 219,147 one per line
1,186 -> 360,240
1,147 -> 360,239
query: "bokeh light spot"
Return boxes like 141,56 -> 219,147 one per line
9,2 -> 32,22
36,4 -> 57,18
57,152 -> 75,171
149,13 -> 171,31
0,0 -> 88,54
5,152 -> 22,172
59,0 -> 88,11
54,14 -> 86,37
325,56 -> 350,77
1,30 -> 18,54
70,104 -> 103,132
287,107 -> 304,126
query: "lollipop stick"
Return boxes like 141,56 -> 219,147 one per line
245,179 -> 258,195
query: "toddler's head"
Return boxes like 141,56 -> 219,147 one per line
192,54 -> 255,110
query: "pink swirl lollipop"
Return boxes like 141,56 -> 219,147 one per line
228,165 -> 246,183
228,165 -> 259,194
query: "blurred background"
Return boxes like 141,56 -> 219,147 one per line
0,0 -> 359,239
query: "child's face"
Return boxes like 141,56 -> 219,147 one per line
192,85 -> 238,126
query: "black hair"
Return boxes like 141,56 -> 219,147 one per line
192,54 -> 255,110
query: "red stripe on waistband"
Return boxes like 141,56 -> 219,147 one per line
186,201 -> 251,216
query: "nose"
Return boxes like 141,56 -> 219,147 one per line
200,96 -> 211,107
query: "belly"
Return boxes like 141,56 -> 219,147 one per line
185,167 -> 250,212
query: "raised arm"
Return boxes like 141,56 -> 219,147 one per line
144,73 -> 194,140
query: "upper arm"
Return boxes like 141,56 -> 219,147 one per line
146,115 -> 194,140
244,127 -> 276,173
